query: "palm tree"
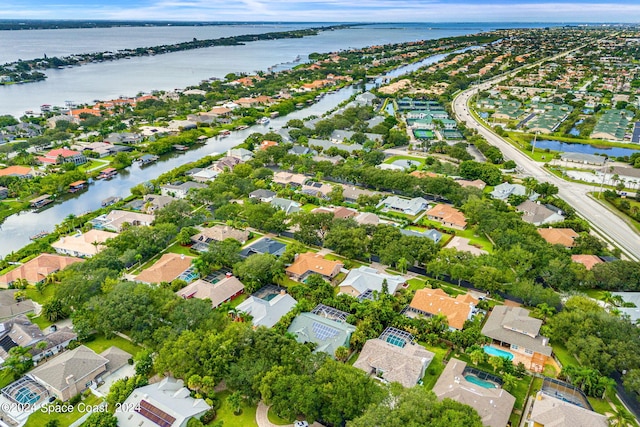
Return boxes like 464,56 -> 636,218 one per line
534,303 -> 556,322
501,373 -> 517,392
469,348 -> 486,366
608,407 -> 635,426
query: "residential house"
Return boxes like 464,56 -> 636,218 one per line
249,189 -> 277,203
433,359 -> 515,427
134,253 -> 195,284
399,228 -> 443,244
260,140 -> 278,150
339,266 -> 406,298
0,254 -> 83,288
377,196 -> 429,216
89,210 -> 154,232
228,148 -> 254,162
537,228 -> 579,248
301,181 -> 333,199
29,345 -> 109,401
0,166 -> 36,179
286,253 -> 343,282
240,237 -> 287,258
456,179 -> 487,191
481,306 -> 552,372
354,212 -> 381,226
177,276 -> 245,308
516,201 -> 565,226
0,315 -> 44,364
407,288 -> 478,330
212,156 -> 242,173
160,182 -> 207,199
190,225 -> 250,251
191,168 -> 220,183
29,327 -> 77,364
287,312 -> 356,358
425,204 -> 467,230
272,172 -> 307,187
0,290 -> 36,321
236,292 -> 298,328
353,339 -> 434,388
341,185 -> 379,203
51,229 -> 117,258
288,145 -> 315,156
37,148 -> 87,166
141,194 -> 177,213
115,377 -> 211,427
311,206 -> 358,219
571,254 -> 603,270
491,182 -> 539,201
523,391 -> 608,427
308,138 -> 363,154
271,197 -> 301,215
559,152 -> 606,166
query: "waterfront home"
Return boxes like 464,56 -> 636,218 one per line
177,276 -> 245,309
0,166 -> 36,179
228,148 -> 254,162
37,148 -> 87,166
90,210 -> 154,232
140,194 -> 177,213
537,228 -> 579,248
191,168 -> 220,183
287,312 -> 356,358
115,377 -> 211,427
28,345 -> 108,401
160,181 -> 207,199
339,266 -> 406,298
134,253 -> 195,285
353,338 -> 434,388
286,253 -> 343,282
481,306 -> 552,372
236,291 -> 297,328
406,288 -> 478,330
433,359 -> 515,427
51,229 -> 117,258
0,254 -> 83,288
212,155 -> 243,173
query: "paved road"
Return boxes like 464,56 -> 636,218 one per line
256,401 -> 324,427
452,86 -> 640,261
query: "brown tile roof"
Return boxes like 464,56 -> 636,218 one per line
0,165 -> 34,177
537,228 -> 579,247
0,254 -> 84,287
409,288 -> 477,330
286,253 -> 343,277
191,225 -> 249,245
571,254 -> 603,270
426,203 -> 467,228
135,253 -> 195,284
410,170 -> 440,178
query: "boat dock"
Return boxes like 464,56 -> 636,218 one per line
68,180 -> 87,193
97,167 -> 117,180
138,154 -> 159,165
29,194 -> 53,209
101,196 -> 122,207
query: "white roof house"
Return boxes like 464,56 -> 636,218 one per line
115,377 -> 211,427
236,292 -> 297,328
51,229 -> 118,258
339,266 -> 407,298
377,196 -> 429,216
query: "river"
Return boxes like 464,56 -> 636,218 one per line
0,48 -> 459,258
0,23 -> 528,117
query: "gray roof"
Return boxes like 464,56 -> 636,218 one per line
481,306 -> 552,356
240,237 -> 287,258
490,182 -> 539,201
559,152 -> 606,165
399,228 -> 443,243
271,197 -> 301,215
287,312 -> 356,358
249,189 -> 276,199
0,291 -> 35,320
516,200 -> 565,226
29,345 -> 108,392
377,196 -> 429,215
353,338 -> 434,387
236,293 -> 297,328
528,391 -> 608,427
308,138 -> 363,153
100,346 -> 132,374
433,359 -> 515,427
339,266 -> 407,296
30,327 -> 77,358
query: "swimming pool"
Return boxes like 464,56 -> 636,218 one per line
483,345 -> 514,361
15,387 -> 41,405
464,374 -> 497,389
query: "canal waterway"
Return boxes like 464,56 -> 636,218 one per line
535,139 -> 640,158
0,49 -> 457,257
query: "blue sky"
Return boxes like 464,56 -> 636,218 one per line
2,0 -> 640,22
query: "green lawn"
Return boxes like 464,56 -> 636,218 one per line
25,284 -> 55,305
324,253 -> 367,269
229,293 -> 248,308
166,242 -> 199,256
589,397 -> 613,415
407,278 -> 428,291
82,334 -> 143,358
25,393 -> 102,427
384,155 -> 426,165
301,203 -> 319,212
511,375 -> 533,410
268,406 -> 293,425
418,218 -> 493,252
0,370 -> 14,389
215,390 -> 258,427
420,342 -> 450,390
551,342 -> 580,368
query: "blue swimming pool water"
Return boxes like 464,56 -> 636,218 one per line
15,387 -> 41,405
483,345 -> 514,361
465,374 -> 497,389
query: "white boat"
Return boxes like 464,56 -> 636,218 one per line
257,117 -> 270,125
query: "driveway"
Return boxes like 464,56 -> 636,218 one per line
256,402 -> 324,427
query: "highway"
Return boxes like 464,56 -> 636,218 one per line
452,85 -> 640,262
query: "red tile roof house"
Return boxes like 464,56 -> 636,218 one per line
0,254 -> 84,288
37,148 -> 87,166
285,253 -> 343,282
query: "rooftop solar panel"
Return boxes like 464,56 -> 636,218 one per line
136,400 -> 176,427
